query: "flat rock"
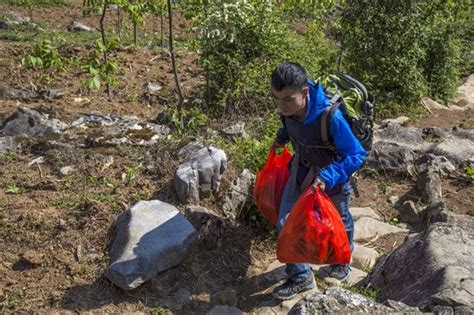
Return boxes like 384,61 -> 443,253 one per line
366,142 -> 416,176
428,137 -> 474,164
0,87 -> 36,100
105,200 -> 198,290
373,123 -> 427,151
415,153 -> 456,175
69,113 -> 169,146
289,287 -> 393,314
354,217 -> 409,241
359,214 -> 474,311
0,107 -> 66,137
352,245 -> 379,270
350,207 -> 381,221
381,116 -> 410,126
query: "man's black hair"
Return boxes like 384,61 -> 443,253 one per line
271,62 -> 308,92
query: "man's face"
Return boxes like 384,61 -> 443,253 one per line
272,86 -> 309,117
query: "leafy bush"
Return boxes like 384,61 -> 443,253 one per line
340,1 -> 427,107
80,38 -> 119,91
340,0 -> 471,112
20,39 -> 72,83
420,0 -> 471,104
183,1 -> 338,111
21,39 -> 68,71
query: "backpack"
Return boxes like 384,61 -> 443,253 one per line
318,73 -> 375,152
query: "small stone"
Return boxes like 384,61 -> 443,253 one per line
350,207 -> 381,221
388,196 -> 399,205
221,122 -> 248,139
60,166 -> 75,176
22,250 -> 43,265
144,82 -> 162,95
28,156 -> 46,167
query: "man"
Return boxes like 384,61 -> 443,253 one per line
270,62 -> 366,300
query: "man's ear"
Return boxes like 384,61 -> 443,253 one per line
303,86 -> 310,97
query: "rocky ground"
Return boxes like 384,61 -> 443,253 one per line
0,1 -> 473,314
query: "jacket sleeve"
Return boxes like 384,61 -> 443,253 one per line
318,110 -> 367,190
275,124 -> 290,145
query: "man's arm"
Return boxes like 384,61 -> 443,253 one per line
318,110 -> 367,190
271,121 -> 290,150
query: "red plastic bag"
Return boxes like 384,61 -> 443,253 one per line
277,187 -> 351,265
253,147 -> 292,225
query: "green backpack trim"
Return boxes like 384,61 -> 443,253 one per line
318,73 -> 375,152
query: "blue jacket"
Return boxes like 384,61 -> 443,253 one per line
276,79 -> 367,191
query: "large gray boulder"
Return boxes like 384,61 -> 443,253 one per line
174,146 -> 227,204
105,200 -> 198,290
69,113 -> 170,146
222,169 -> 255,217
0,107 -> 66,137
415,154 -> 456,176
416,168 -> 442,205
373,123 -> 427,151
178,139 -> 205,160
359,213 -> 474,312
366,142 -> 416,176
428,137 -> 474,165
289,287 -> 403,314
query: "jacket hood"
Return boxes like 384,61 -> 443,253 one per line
303,79 -> 329,126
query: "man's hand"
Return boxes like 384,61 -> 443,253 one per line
311,177 -> 326,192
271,140 -> 285,151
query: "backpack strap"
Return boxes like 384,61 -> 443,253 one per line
321,94 -> 343,149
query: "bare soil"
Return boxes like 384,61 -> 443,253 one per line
0,1 -> 472,313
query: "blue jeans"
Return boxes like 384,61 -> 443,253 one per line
276,180 -> 354,283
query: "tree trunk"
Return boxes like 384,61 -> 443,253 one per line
160,6 -> 164,47
168,0 -> 184,110
99,1 -> 111,98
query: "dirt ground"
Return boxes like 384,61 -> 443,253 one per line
0,1 -> 473,313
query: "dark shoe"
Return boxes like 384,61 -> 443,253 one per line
318,264 -> 351,282
272,275 -> 316,300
